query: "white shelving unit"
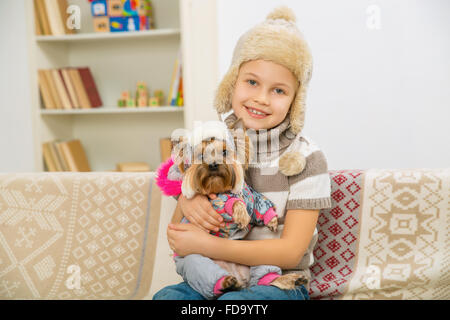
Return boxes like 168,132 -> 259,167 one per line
28,0 -> 185,172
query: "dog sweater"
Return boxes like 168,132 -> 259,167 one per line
208,182 -> 277,239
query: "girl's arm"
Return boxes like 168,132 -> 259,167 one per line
168,209 -> 319,270
170,200 -> 184,224
177,193 -> 224,232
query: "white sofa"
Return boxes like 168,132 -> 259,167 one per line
0,169 -> 448,300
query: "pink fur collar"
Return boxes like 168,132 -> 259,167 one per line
155,157 -> 182,196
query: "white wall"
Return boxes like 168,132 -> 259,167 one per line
1,0 -> 449,172
0,0 -> 35,172
217,0 -> 450,170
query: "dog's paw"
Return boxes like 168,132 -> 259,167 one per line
267,217 -> 278,232
220,275 -> 243,294
270,273 -> 308,290
232,201 -> 251,229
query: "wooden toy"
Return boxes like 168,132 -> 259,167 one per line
110,16 -> 127,32
139,16 -> 149,30
108,0 -> 123,17
135,81 -> 148,103
91,0 -> 107,16
118,99 -> 126,107
137,0 -> 151,16
154,90 -> 164,105
121,91 -> 131,100
137,97 -> 147,107
93,16 -> 109,32
126,16 -> 140,31
127,98 -> 136,107
123,0 -> 139,16
148,97 -> 159,107
109,17 -> 127,32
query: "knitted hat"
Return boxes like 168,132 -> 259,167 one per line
214,6 -> 313,135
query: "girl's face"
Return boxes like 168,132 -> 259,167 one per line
231,59 -> 298,130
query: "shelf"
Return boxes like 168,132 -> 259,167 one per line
35,28 -> 180,43
40,106 -> 184,115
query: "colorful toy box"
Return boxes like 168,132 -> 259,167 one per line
89,0 -> 155,32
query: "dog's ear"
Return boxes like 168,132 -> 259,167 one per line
231,163 -> 245,194
171,135 -> 191,173
181,168 -> 196,199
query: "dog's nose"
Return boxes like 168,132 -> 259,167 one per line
208,163 -> 218,171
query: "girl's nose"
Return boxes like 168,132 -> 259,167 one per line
254,89 -> 269,105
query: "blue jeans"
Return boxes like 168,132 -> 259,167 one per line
152,281 -> 310,300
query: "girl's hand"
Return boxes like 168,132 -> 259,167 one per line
178,193 -> 224,232
167,223 -> 213,256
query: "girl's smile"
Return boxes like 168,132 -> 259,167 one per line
244,105 -> 271,118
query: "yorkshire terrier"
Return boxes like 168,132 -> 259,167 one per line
157,119 -> 307,299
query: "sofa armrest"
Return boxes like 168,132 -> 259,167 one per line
0,172 -> 164,300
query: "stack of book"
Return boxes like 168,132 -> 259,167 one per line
42,139 -> 91,172
34,0 -> 76,36
38,67 -> 103,110
167,51 -> 183,107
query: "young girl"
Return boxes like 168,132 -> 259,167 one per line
153,6 -> 331,300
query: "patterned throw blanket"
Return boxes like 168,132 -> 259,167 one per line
0,172 -> 160,299
310,169 -> 449,300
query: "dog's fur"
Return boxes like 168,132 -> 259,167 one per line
173,119 -> 307,292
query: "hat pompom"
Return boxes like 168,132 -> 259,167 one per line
279,151 -> 305,176
266,6 -> 296,23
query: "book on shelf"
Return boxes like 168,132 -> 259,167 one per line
167,50 -> 183,107
43,139 -> 91,172
34,0 -> 76,36
116,162 -> 151,172
78,67 -> 103,108
38,67 -> 102,110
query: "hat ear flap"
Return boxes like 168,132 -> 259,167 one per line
289,63 -> 312,134
214,65 -> 239,114
289,86 -> 306,135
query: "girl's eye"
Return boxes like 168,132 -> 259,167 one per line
274,88 -> 285,95
247,79 -> 257,86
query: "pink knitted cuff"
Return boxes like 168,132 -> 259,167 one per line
214,276 -> 226,296
263,207 -> 277,225
224,197 -> 245,215
257,272 -> 280,286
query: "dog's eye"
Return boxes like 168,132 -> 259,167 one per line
222,150 -> 228,157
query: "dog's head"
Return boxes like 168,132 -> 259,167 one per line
171,120 -> 252,199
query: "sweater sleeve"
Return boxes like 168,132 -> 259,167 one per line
286,136 -> 332,211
